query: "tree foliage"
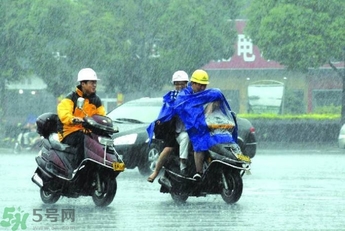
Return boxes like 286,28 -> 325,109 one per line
26,0 -> 79,96
0,0 -> 34,118
245,0 -> 345,123
1,0 -> 241,98
95,0 -> 241,96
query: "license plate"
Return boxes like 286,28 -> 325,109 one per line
32,173 -> 43,187
237,154 -> 251,163
113,162 -> 125,171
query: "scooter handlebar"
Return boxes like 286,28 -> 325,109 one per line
72,118 -> 84,124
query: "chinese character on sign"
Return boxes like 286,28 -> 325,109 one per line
32,208 -> 75,222
61,209 -> 75,222
45,208 -> 59,222
0,207 -> 29,231
237,34 -> 256,62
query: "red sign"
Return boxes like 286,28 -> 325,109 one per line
204,20 -> 284,70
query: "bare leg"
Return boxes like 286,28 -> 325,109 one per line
147,147 -> 173,182
194,151 -> 204,174
180,158 -> 187,170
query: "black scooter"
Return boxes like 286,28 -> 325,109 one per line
31,98 -> 125,207
158,143 -> 251,204
157,98 -> 251,204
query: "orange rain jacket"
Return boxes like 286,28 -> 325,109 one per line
57,86 -> 106,141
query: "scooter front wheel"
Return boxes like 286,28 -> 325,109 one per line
221,170 -> 243,204
40,188 -> 60,204
92,177 -> 117,207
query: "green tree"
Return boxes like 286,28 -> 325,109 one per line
26,0 -> 83,97
92,0 -> 242,95
0,0 -> 34,120
283,89 -> 305,114
27,0 -> 242,97
245,0 -> 345,123
24,0 -> 126,97
0,0 -> 85,99
2,0 -> 242,99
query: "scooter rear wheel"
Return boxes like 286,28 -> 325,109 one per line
171,192 -> 188,203
40,188 -> 60,204
92,177 -> 117,207
221,170 -> 243,204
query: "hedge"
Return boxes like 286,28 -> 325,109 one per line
249,119 -> 341,143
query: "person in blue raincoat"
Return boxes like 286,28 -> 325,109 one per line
148,69 -> 246,180
148,69 -> 210,179
175,70 -> 209,179
147,70 -> 190,182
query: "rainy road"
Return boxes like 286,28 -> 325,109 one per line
0,145 -> 344,231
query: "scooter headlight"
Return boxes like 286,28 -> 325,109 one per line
98,137 -> 114,146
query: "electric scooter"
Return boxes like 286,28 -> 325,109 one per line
31,98 -> 125,207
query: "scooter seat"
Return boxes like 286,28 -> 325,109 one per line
49,139 -> 76,154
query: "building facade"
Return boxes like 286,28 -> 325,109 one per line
203,20 -> 344,114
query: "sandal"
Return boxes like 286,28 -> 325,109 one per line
147,176 -> 155,183
147,171 -> 158,183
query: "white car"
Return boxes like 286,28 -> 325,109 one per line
107,97 -> 257,175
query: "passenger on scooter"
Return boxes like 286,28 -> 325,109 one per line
57,68 -> 106,168
175,69 -> 209,180
147,70 -> 190,183
174,70 -> 249,180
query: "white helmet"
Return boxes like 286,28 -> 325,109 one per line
171,70 -> 189,83
77,68 -> 100,82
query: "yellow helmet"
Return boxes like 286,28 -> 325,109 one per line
190,69 -> 209,84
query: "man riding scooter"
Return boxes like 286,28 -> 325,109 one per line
57,68 -> 106,168
32,68 -> 124,207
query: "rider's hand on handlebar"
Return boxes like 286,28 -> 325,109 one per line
72,117 -> 84,124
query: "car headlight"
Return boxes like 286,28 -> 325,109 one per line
113,133 -> 138,145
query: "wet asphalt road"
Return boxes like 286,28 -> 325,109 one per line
0,144 -> 344,231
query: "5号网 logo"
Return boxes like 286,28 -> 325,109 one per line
0,206 -> 75,231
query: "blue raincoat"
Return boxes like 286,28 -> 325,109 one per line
147,86 -> 238,152
146,90 -> 179,142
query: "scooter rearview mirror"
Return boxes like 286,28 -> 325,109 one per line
77,97 -> 85,109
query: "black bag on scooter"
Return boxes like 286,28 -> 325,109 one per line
36,113 -> 58,138
154,117 -> 176,140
